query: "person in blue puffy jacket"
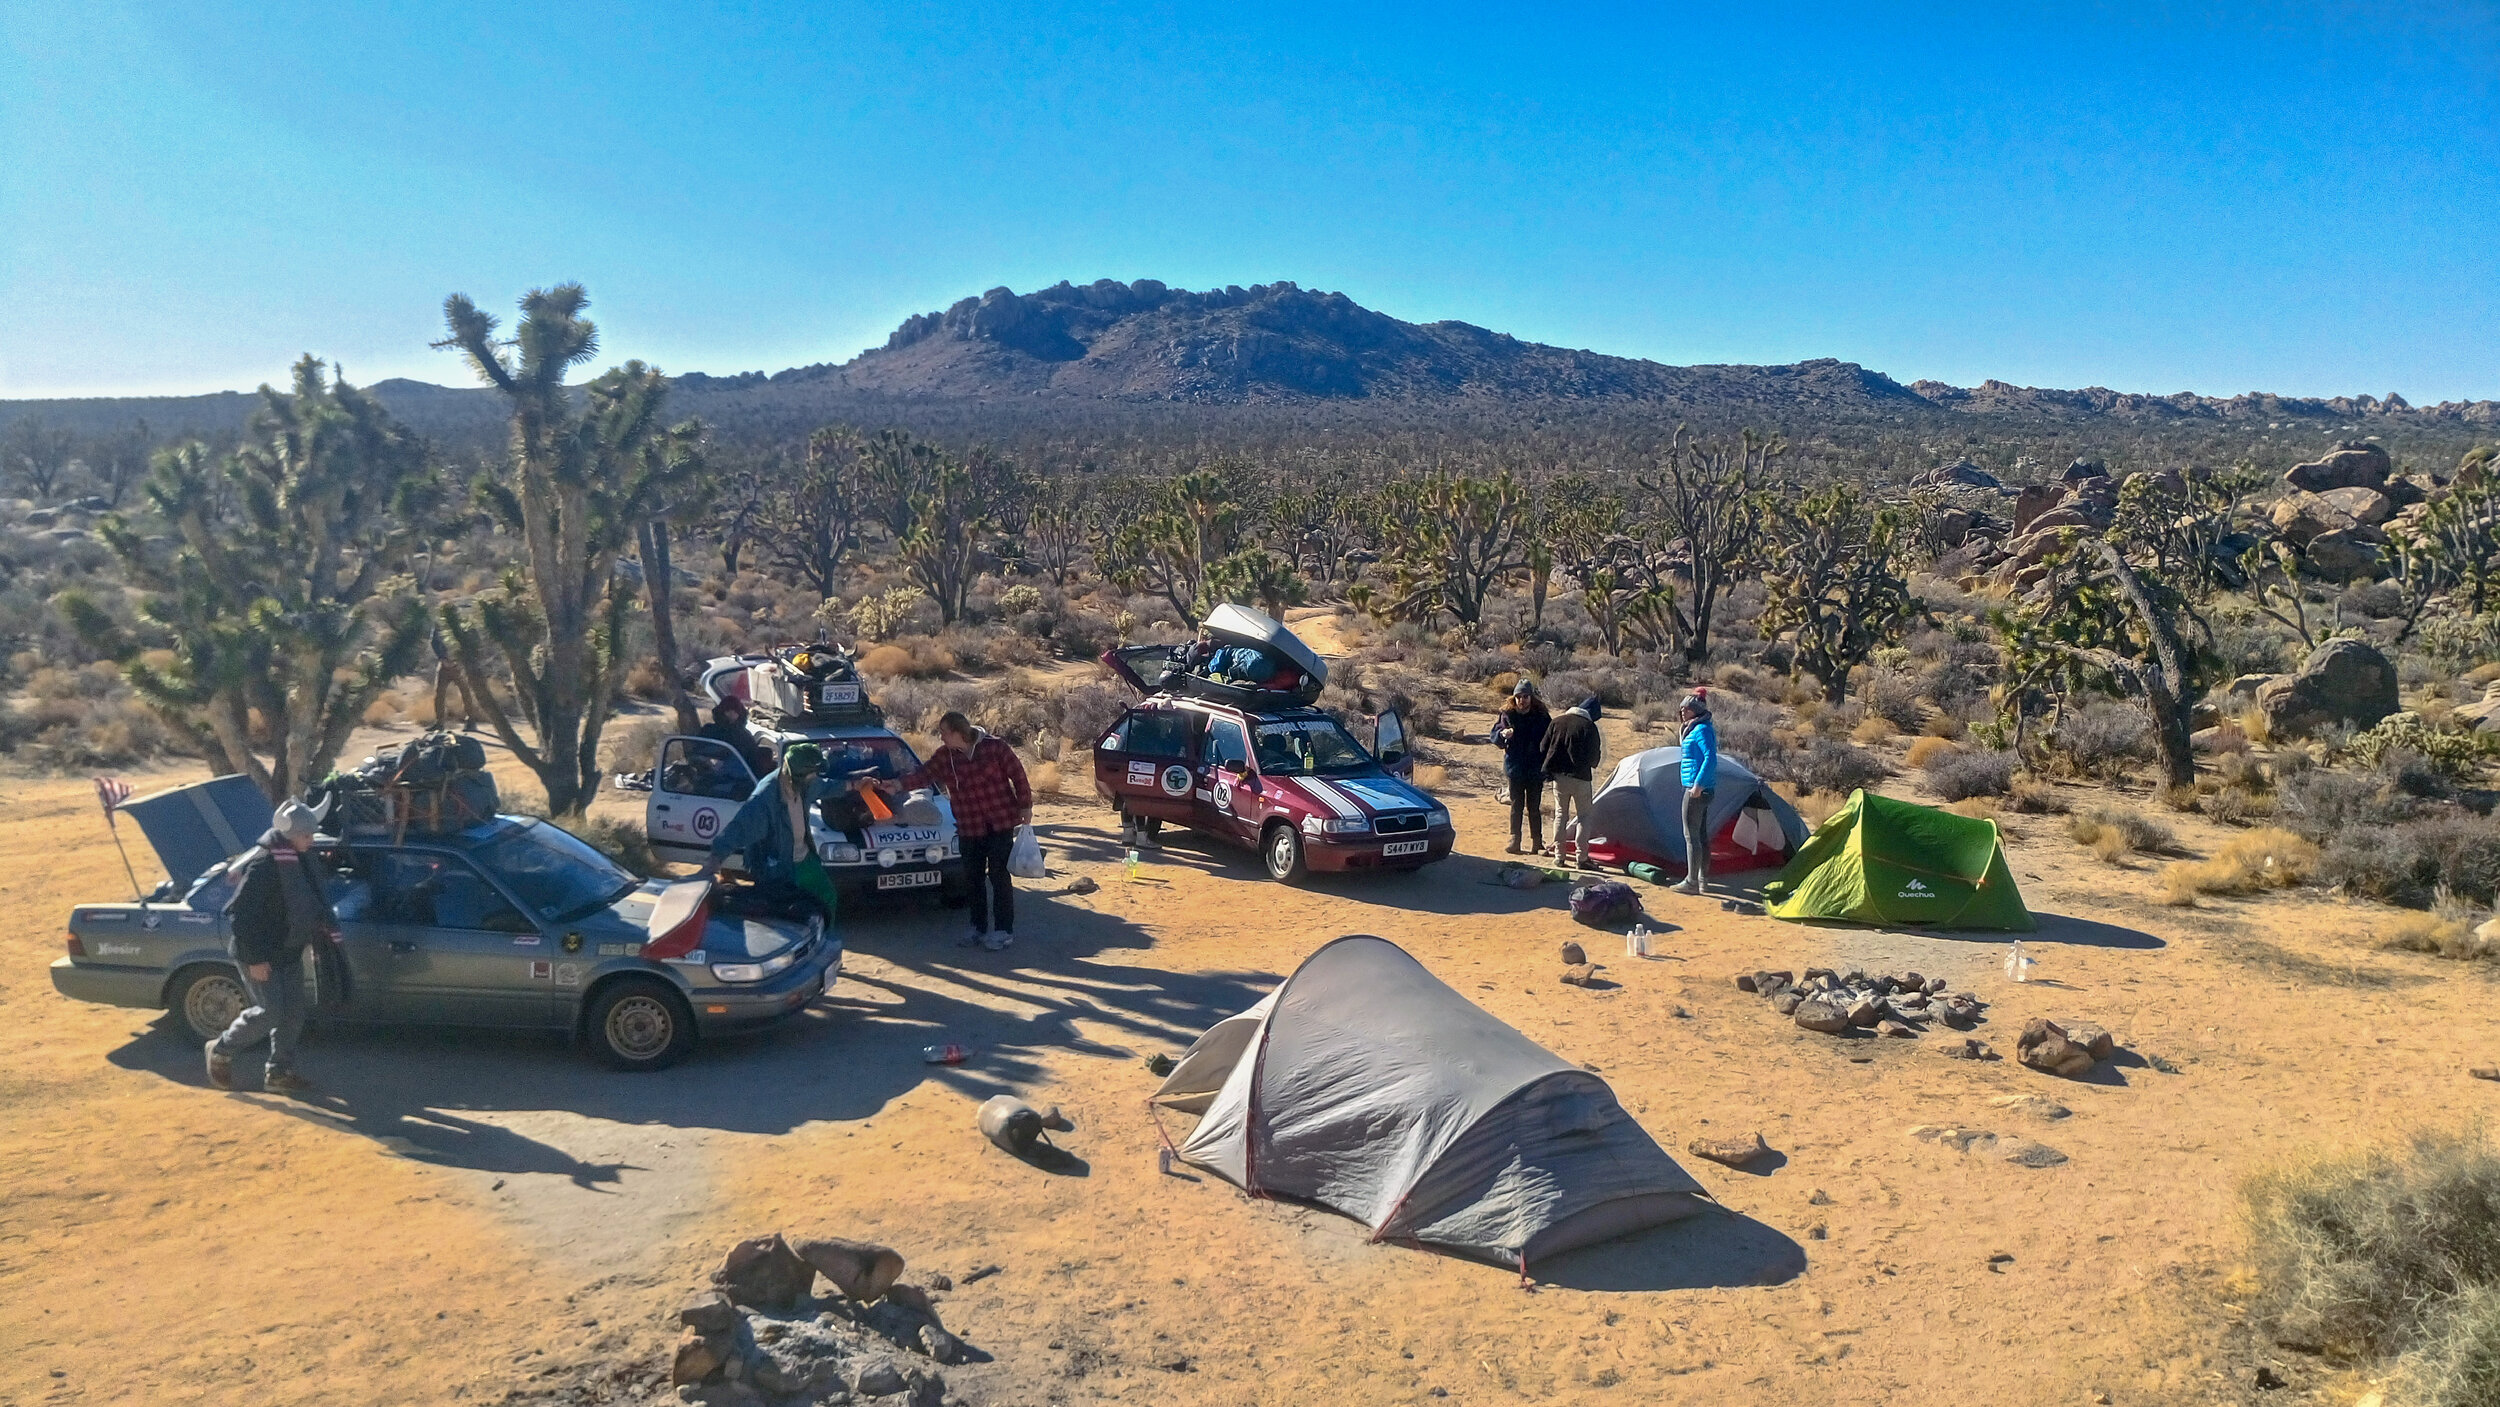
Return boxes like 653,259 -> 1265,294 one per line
1670,689 -> 1720,895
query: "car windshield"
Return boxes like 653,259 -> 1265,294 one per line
1252,718 -> 1374,776
475,822 -> 638,924
813,735 -> 917,782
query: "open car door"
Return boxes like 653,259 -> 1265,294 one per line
648,736 -> 756,866
1372,708 -> 1414,780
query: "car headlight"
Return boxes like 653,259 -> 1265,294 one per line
1426,807 -> 1450,827
878,847 -> 899,867
1315,817 -> 1370,834
711,951 -> 797,984
827,844 -> 862,863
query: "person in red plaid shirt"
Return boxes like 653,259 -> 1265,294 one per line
872,711 -> 1032,951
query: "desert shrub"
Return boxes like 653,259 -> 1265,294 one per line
2157,827 -> 2318,904
1789,737 -> 1887,796
2245,1126 -> 2500,1406
2280,767 -> 2419,838
1927,747 -> 2017,801
572,813 -> 663,878
623,657 -> 675,702
996,584 -> 1045,617
1809,700 -> 1867,739
856,636 -> 957,680
1945,795 -> 2002,821
970,690 -> 1054,746
2417,612 -> 2500,675
871,677 -> 980,733
1849,714 -> 1898,744
2320,813 -> 2500,909
2203,786 -> 2275,826
2007,776 -> 2068,814
1915,657 -> 1989,714
602,715 -> 670,774
2208,613 -> 2297,679
1629,700 -> 1671,734
1904,735 -> 1958,769
2345,714 -> 2488,785
1053,680 -> 1130,748
2380,889 -> 2497,959
1862,670 -> 1925,730
2200,721 -> 2250,754
2049,700 -> 2154,781
362,690 -> 407,727
1710,693 -> 1786,768
848,586 -> 935,642
1921,710 -> 1967,740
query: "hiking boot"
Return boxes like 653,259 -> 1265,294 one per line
204,1041 -> 233,1091
262,1070 -> 315,1097
1504,842 -> 1523,855
982,931 -> 1015,952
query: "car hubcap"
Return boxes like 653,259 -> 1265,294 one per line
1269,833 -> 1293,875
186,974 -> 247,1036
606,995 -> 674,1060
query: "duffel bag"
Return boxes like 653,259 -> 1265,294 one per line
1568,880 -> 1642,930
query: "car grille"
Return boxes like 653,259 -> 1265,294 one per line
1376,813 -> 1427,835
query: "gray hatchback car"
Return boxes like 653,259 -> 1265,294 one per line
50,777 -> 838,1070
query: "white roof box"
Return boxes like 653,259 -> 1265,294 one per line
1203,604 -> 1328,690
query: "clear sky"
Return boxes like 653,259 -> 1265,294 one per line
3,2 -> 2495,401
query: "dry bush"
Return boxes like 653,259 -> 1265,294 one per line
2007,776 -> 2068,814
408,693 -> 440,728
362,690 -> 406,727
1905,735 -> 1958,769
624,657 -> 675,701
602,716 -> 670,775
857,637 -> 957,680
2203,786 -> 2276,826
2050,700 -> 2155,781
571,813 -> 663,877
2069,804 -> 2174,861
1946,795 -> 2003,821
1926,747 -> 2017,801
1921,710 -> 1967,740
2201,721 -> 2250,754
1862,670 -> 1925,731
2380,900 -> 2498,961
1850,715 -> 1899,744
2321,813 -> 2500,909
1630,700 -> 1671,734
2157,782 -> 2202,813
2215,750 -> 2270,792
2158,827 -> 2319,905
1789,737 -> 1887,796
1027,760 -> 1063,799
2245,1127 -> 2500,1407
1412,763 -> 1450,792
1810,700 -> 1868,739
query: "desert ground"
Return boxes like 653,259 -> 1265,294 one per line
0,628 -> 2480,1407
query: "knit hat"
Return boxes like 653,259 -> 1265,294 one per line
1680,687 -> 1711,716
782,742 -> 825,778
1512,678 -> 1537,698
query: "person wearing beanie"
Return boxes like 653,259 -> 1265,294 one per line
697,742 -> 839,923
700,694 -> 777,781
1488,678 -> 1553,854
1539,696 -> 1605,867
1670,690 -> 1720,895
204,796 -> 337,1095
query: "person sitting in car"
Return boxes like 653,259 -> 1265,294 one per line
700,695 -> 777,781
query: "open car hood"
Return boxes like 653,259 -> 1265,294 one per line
118,775 -> 275,891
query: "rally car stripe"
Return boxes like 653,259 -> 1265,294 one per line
1299,778 -> 1365,818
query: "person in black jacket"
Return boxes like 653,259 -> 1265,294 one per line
1488,679 -> 1552,854
1541,697 -> 1605,868
699,696 -> 778,783
204,798 -> 337,1095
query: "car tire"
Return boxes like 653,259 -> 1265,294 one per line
1263,824 -> 1308,883
585,977 -> 695,1071
168,963 -> 250,1044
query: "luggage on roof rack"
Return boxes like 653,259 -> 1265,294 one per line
317,730 -> 502,838
734,643 -> 886,726
1101,605 -> 1328,707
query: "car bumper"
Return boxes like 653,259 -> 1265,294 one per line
1306,829 -> 1457,872
827,859 -> 959,896
51,957 -> 165,1010
688,942 -> 843,1033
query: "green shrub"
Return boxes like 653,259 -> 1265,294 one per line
2344,713 -> 2489,785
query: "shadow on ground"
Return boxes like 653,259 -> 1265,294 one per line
1534,1205 -> 1807,1291
108,889 -> 1276,1182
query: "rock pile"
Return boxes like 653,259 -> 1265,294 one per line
2015,1019 -> 2119,1080
670,1233 -> 973,1405
1735,967 -> 1990,1039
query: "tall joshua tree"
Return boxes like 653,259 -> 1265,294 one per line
434,284 -> 704,814
66,358 -> 443,800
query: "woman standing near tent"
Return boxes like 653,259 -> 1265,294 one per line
1488,679 -> 1552,854
1670,691 -> 1718,896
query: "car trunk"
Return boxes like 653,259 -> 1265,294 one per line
119,775 -> 275,892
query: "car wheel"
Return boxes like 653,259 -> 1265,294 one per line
1263,824 -> 1308,883
585,977 -> 695,1071
169,964 -> 250,1044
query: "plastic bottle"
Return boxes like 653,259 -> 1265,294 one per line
922,1043 -> 968,1065
1124,845 -> 1142,882
1626,923 -> 1650,958
2005,940 -> 2035,982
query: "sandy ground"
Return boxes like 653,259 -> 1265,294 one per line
3,638 -> 2491,1406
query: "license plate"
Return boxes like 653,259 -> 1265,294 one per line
877,871 -> 943,891
1382,839 -> 1430,858
821,683 -> 860,706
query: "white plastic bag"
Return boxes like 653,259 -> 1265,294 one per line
1008,823 -> 1047,880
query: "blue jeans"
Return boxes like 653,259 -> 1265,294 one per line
214,954 -> 306,1077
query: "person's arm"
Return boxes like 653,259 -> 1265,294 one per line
1693,723 -> 1719,789
696,791 -> 770,878
999,742 -> 1033,826
227,861 -> 281,975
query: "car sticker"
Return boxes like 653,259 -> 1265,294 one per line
141,912 -> 161,930
692,806 -> 721,839
562,932 -> 583,954
1214,781 -> 1233,813
554,963 -> 582,986
598,943 -> 625,957
178,912 -> 214,924
529,961 -> 552,980
90,941 -> 142,957
85,911 -> 129,923
1335,778 -> 1427,812
1126,760 -> 1156,783
513,934 -> 541,946
1159,764 -> 1191,797
1299,778 -> 1366,819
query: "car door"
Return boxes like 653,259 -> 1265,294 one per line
1372,708 -> 1415,779
362,849 -> 558,1027
650,736 -> 756,865
1196,714 -> 1261,846
317,845 -> 403,1020
1099,706 -> 1202,826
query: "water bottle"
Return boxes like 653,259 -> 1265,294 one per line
1124,845 -> 1142,882
1626,923 -> 1650,958
2005,941 -> 2035,982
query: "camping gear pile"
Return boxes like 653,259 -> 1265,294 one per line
1105,603 -> 1328,708
736,644 -> 884,726
318,730 -> 500,837
1570,748 -> 1808,875
1762,790 -> 2034,930
1567,879 -> 1643,929
1735,965 -> 1990,1038
1152,935 -> 1708,1269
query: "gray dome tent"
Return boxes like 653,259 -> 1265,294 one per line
1572,746 -> 1809,874
1153,936 -> 1708,1267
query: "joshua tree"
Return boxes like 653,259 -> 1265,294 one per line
1639,427 -> 1778,663
1760,481 -> 1914,703
434,284 -> 704,814
66,358 -> 443,799
1374,469 -> 1533,627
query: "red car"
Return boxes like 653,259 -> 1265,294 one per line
1090,691 -> 1452,882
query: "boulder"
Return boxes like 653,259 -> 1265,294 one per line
2000,1138 -> 2071,1168
977,1095 -> 1049,1155
2318,485 -> 2395,526
1933,506 -> 1979,546
793,1236 -> 905,1302
2450,682 -> 2500,733
2304,529 -> 2386,582
918,1323 -> 969,1365
1939,1038 -> 1998,1060
2064,1023 -> 2118,1061
2016,1019 -> 2098,1079
2271,490 -> 2378,546
1561,963 -> 1599,987
1934,540 -> 2003,579
1794,999 -> 1851,1033
2285,441 -> 2392,493
2256,639 -> 2400,738
1929,458 -> 2004,490
716,1234 -> 816,1310
1878,1020 -> 1916,1038
1844,995 -> 1883,1028
2061,457 -> 2109,483
2384,474 -> 2432,508
673,1331 -> 729,1386
2226,673 -> 2280,701
852,1359 -> 909,1397
2012,483 -> 2065,536
1772,991 -> 1804,1015
1688,1132 -> 1771,1167
680,1291 -> 741,1335
1560,941 -> 1587,966
2022,506 -> 2105,536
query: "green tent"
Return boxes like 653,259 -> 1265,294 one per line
1761,790 -> 2034,931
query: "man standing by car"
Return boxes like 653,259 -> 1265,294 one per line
1541,696 -> 1604,868
1489,678 -> 1552,855
696,742 -> 838,922
1669,690 -> 1719,897
875,712 -> 1031,952
205,798 -> 336,1095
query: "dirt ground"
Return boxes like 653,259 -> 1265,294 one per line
3,632 -> 2489,1406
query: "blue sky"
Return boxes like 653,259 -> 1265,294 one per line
3,2 -> 2495,400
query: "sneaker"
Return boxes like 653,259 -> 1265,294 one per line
957,931 -> 987,948
204,1041 -> 233,1091
262,1070 -> 315,1097
982,931 -> 1015,952
1670,882 -> 1702,896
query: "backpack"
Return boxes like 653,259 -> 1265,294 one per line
1568,880 -> 1642,929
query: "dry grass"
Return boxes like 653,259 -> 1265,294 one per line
857,637 -> 958,679
1921,711 -> 1966,740
1904,735 -> 1959,769
2244,1126 -> 2500,1407
1027,760 -> 1063,798
2067,804 -> 2173,865
361,690 -> 406,728
2007,777 -> 2069,814
1945,795 -> 2002,821
2237,703 -> 2275,746
2158,826 -> 2320,905
2201,721 -> 2250,754
1850,715 -> 1899,744
2380,892 -> 2499,960
1412,763 -> 1450,792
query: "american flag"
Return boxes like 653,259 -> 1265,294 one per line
93,777 -> 134,814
